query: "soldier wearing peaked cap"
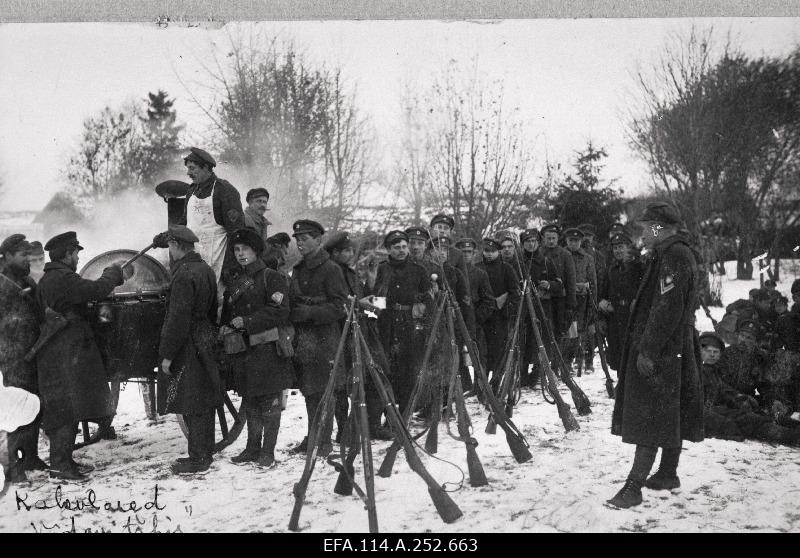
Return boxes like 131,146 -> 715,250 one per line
0,234 -> 45,482
372,229 -> 432,414
563,228 -> 597,374
219,226 -> 293,468
608,201 -> 703,510
541,223 -> 577,345
427,214 -> 469,281
27,241 -> 45,284
517,228 -> 562,387
455,237 -> 495,391
578,223 -> 607,372
159,147 -> 245,306
597,231 -> 644,371
35,232 -> 125,480
477,236 -> 521,393
157,221 -> 221,475
263,232 -> 291,272
243,187 -> 272,254
288,219 -> 349,456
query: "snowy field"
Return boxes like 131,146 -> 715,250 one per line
1,260 -> 799,533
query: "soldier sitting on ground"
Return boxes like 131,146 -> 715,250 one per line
701,332 -> 800,446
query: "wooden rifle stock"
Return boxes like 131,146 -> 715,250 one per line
445,304 -> 489,487
486,292 -> 526,434
450,295 -> 532,463
359,332 -> 463,524
595,332 -> 615,399
288,298 -> 356,532
351,319 -> 378,532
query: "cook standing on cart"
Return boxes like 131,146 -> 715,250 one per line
157,147 -> 245,310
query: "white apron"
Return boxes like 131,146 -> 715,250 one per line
186,180 -> 228,307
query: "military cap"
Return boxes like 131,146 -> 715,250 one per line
155,180 -> 190,198
737,319 -> 760,336
0,234 -> 31,255
231,227 -> 265,254
792,279 -> 800,295
28,241 -> 44,255
166,225 -> 199,244
383,230 -> 408,248
405,227 -> 429,242
610,232 -> 633,245
752,288 -> 772,302
748,288 -> 762,299
639,201 -> 682,225
564,228 -> 584,240
520,229 -> 540,243
777,295 -> 789,306
324,231 -> 354,253
482,237 -> 501,251
763,279 -> 777,288
540,223 -> 561,236
455,237 -> 477,249
267,232 -> 291,247
699,331 -> 724,351
430,214 -> 455,229
497,231 -> 515,243
246,188 -> 270,202
292,220 -> 325,238
183,147 -> 216,168
44,231 -> 83,252
578,223 -> 596,236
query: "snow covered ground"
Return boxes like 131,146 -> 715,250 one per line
1,260 -> 799,533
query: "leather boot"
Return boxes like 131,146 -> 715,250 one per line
258,403 -> 282,468
232,413 -> 263,464
607,478 -> 643,509
645,471 -> 681,491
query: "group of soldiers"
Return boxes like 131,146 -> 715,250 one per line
2,147 -> 798,514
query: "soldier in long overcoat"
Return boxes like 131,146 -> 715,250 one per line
608,202 -> 704,509
477,237 -> 521,393
564,228 -> 597,373
541,224 -> 577,339
518,229 -> 562,387
372,230 -> 432,414
455,238 -> 496,391
0,234 -> 44,482
35,231 -> 124,480
156,225 -> 222,474
222,228 -> 293,467
289,220 -> 349,456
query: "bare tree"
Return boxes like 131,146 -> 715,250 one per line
318,71 -> 376,230
628,27 -> 800,278
423,62 -> 537,240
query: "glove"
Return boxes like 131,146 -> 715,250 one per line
103,264 -> 124,286
636,354 -> 655,377
596,320 -> 608,336
599,299 -> 614,313
412,303 -> 426,319
152,231 -> 170,249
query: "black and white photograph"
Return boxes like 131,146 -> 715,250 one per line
1,3 -> 799,535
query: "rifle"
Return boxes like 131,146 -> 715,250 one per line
444,301 -> 488,486
289,297 -> 356,532
428,229 -> 532,461
377,293 -> 448,477
511,237 -> 591,417
357,329 -> 463,524
486,290 -> 525,434
587,289 -> 615,399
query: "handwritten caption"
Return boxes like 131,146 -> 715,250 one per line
14,484 -> 186,533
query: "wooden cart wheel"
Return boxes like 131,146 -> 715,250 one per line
176,392 -> 247,453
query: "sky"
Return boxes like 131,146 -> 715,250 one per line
0,18 -> 798,211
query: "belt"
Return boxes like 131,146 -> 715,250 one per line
391,304 -> 412,311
